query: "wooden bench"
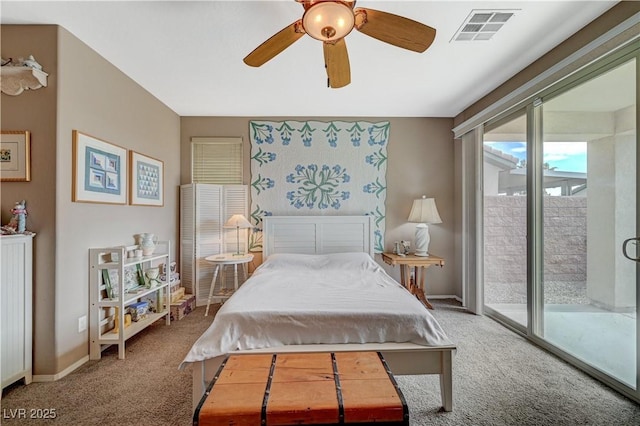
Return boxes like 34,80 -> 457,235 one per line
194,351 -> 409,425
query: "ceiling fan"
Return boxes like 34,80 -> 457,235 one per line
243,0 -> 436,89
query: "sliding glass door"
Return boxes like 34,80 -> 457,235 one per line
483,112 -> 528,328
539,57 -> 637,389
481,49 -> 638,401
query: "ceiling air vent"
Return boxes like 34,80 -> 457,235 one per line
451,10 -> 518,42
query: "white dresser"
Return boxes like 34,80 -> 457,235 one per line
1,234 -> 34,390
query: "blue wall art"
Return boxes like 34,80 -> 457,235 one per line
249,120 -> 388,252
85,147 -> 121,195
129,151 -> 164,207
72,130 -> 127,205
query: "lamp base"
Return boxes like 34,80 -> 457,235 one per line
414,223 -> 431,257
233,227 -> 244,256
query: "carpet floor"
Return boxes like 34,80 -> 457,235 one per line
1,300 -> 638,425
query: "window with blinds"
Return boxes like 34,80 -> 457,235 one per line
191,137 -> 243,184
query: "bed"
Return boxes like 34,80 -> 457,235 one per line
182,216 -> 456,412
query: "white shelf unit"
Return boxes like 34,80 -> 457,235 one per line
89,240 -> 171,360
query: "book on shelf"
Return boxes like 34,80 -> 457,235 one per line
102,269 -> 118,299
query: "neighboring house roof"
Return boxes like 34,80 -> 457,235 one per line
484,145 -> 587,195
500,168 -> 587,195
483,145 -> 520,169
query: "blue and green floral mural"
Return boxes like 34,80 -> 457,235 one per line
249,120 -> 388,253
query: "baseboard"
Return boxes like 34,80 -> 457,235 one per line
32,356 -> 89,382
429,295 -> 463,303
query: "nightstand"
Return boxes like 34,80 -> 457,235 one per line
381,252 -> 445,309
204,253 -> 254,316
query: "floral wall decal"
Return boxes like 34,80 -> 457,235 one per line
249,120 -> 388,253
286,164 -> 351,210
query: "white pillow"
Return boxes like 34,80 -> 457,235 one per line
321,252 -> 380,271
258,252 -> 379,272
259,253 -> 322,270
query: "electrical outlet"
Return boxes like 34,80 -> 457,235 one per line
78,315 -> 87,333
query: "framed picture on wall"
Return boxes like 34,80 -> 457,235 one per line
129,150 -> 164,207
72,130 -> 127,204
1,130 -> 31,181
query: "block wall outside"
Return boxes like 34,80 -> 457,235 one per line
484,195 -> 587,286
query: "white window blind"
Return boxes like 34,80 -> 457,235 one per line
191,137 -> 243,184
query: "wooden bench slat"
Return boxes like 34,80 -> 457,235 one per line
342,378 -> 405,423
272,352 -> 334,383
268,381 -> 340,425
197,383 -> 265,426
334,351 -> 389,379
216,354 -> 272,385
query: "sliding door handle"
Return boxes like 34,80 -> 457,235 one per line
622,237 -> 640,262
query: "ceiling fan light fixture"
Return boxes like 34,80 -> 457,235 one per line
245,0 -> 436,87
302,1 -> 355,42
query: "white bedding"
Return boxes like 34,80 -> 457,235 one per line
182,252 -> 452,364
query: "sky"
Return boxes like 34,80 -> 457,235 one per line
484,141 -> 587,173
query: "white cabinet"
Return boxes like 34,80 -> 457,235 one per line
89,241 -> 171,360
180,184 -> 248,306
1,234 -> 34,390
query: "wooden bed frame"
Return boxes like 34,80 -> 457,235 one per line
190,216 -> 456,412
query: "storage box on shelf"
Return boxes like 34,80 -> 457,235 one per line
89,240 -> 172,360
142,268 -> 182,309
170,294 -> 196,321
171,287 -> 185,302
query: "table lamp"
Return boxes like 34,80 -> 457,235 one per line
224,214 -> 252,256
407,196 -> 442,257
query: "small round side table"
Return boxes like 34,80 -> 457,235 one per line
203,253 -> 254,316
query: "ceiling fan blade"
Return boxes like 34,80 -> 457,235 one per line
354,8 -> 436,53
244,20 -> 305,67
323,38 -> 351,89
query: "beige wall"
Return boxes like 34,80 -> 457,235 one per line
54,28 -> 181,373
1,25 -> 59,375
180,117 -> 457,296
1,25 -> 181,376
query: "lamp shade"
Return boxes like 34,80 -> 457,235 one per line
407,196 -> 442,224
224,214 -> 252,229
224,214 -> 252,256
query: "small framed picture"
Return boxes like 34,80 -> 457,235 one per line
129,150 -> 164,207
72,130 -> 127,204
1,130 -> 31,181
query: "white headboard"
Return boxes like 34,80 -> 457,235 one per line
263,216 -> 374,258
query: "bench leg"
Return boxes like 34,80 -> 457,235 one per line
440,350 -> 453,411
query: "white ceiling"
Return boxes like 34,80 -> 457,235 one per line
1,1 -> 618,117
